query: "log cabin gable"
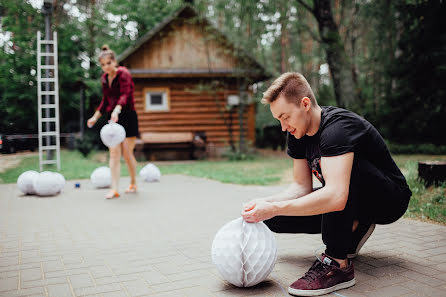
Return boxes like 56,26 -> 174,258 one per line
125,19 -> 238,70
118,5 -> 268,81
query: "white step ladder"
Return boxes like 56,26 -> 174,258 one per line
37,31 -> 60,171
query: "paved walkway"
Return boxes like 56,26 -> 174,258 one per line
0,175 -> 445,297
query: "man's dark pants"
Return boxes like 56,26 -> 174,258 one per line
264,157 -> 412,259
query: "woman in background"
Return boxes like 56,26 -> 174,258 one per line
87,45 -> 139,199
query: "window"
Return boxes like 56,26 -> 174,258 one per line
144,88 -> 170,112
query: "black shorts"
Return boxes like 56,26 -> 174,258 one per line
107,110 -> 139,138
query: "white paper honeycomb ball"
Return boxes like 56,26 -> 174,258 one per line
100,122 -> 126,148
139,163 -> 161,182
90,166 -> 111,188
211,217 -> 277,287
53,172 -> 65,193
17,170 -> 39,195
33,171 -> 61,197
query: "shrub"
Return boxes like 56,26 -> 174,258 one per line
75,132 -> 97,158
387,143 -> 446,155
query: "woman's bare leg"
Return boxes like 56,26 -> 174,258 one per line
107,144 -> 121,198
122,137 -> 137,189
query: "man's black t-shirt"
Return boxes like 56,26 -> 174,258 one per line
287,106 -> 409,190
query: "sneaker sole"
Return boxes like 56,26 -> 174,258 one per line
288,278 -> 356,296
347,224 -> 376,259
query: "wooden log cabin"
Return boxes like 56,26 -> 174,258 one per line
117,5 -> 270,160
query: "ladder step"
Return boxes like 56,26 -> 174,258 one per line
39,40 -> 55,45
41,104 -> 57,108
41,132 -> 58,136
41,160 -> 57,165
40,78 -> 56,82
41,91 -> 56,95
40,53 -> 55,57
40,65 -> 55,70
41,118 -> 57,122
41,145 -> 58,150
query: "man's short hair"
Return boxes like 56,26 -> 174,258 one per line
261,72 -> 317,105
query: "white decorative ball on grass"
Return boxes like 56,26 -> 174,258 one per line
17,170 -> 39,195
100,122 -> 126,148
90,166 -> 111,188
33,171 -> 61,197
139,163 -> 161,182
211,217 -> 277,287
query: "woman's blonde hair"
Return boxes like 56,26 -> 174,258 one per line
261,72 -> 316,106
98,44 -> 116,62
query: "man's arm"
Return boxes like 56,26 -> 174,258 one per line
242,152 -> 354,222
242,159 -> 312,215
243,159 -> 312,213
264,159 -> 313,202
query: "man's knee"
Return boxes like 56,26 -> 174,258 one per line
263,217 -> 282,233
264,216 -> 321,234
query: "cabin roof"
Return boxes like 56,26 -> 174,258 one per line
117,4 -> 271,82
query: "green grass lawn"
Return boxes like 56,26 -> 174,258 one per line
1,150 -> 444,224
0,150 -> 292,185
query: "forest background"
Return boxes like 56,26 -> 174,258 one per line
0,0 -> 445,152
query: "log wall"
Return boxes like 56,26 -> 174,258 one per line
134,81 -> 255,147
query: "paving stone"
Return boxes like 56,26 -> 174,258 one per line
89,265 -> 114,278
93,275 -> 120,285
0,277 -> 17,292
182,285 -> 217,297
102,292 -> 128,297
20,268 -> 43,282
150,279 -> 200,293
399,280 -> 446,297
398,269 -> 446,287
69,273 -> 95,289
146,291 -> 187,297
363,284 -> 413,297
123,279 -> 153,296
42,260 -> 65,273
47,283 -> 73,297
140,271 -> 170,285
73,283 -> 122,295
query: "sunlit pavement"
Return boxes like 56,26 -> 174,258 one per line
0,175 -> 445,297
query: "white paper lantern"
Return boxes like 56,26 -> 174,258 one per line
33,171 -> 61,197
17,170 -> 39,195
211,217 -> 277,287
139,163 -> 161,182
53,172 -> 65,193
100,122 -> 126,148
90,166 -> 111,188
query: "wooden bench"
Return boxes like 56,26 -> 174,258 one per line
135,132 -> 203,161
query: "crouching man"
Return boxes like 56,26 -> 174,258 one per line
241,72 -> 411,296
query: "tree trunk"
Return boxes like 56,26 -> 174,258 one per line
312,0 -> 356,108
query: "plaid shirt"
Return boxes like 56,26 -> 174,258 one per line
97,66 -> 135,113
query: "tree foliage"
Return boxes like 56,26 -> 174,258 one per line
0,0 -> 444,146
383,0 -> 446,145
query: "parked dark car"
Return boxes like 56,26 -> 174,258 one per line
0,134 -> 38,154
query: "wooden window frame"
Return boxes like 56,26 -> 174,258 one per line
143,87 -> 170,112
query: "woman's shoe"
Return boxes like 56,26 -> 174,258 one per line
105,190 -> 120,199
125,184 -> 137,193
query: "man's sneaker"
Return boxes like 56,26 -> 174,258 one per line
288,254 -> 355,296
347,223 -> 376,259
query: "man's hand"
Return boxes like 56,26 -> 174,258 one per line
241,200 -> 277,223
